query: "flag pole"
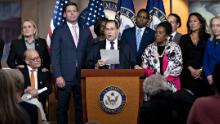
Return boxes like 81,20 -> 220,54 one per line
170,0 -> 172,14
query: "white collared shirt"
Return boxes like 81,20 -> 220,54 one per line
105,38 -> 118,50
136,26 -> 146,38
170,31 -> 177,40
27,66 -> 38,89
67,22 -> 79,39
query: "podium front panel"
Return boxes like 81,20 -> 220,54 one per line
85,76 -> 140,124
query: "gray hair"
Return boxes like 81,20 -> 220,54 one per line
143,74 -> 172,97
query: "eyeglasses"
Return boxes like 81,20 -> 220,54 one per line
29,56 -> 41,62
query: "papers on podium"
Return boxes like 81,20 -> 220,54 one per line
100,49 -> 119,64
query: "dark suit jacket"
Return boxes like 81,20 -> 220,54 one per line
85,40 -> 136,69
121,27 -> 155,66
173,32 -> 182,44
20,66 -> 52,108
50,23 -> 92,82
7,37 -> 50,69
0,40 -> 4,68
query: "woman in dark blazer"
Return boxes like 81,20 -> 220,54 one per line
7,19 -> 50,70
179,13 -> 211,97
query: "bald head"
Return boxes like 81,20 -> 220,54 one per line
24,49 -> 41,69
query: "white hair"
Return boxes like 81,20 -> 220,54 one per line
143,74 -> 173,97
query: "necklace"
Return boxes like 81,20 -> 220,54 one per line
157,45 -> 166,58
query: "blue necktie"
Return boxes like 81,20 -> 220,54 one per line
136,29 -> 142,51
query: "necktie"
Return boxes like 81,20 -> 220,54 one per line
110,41 -> 114,49
169,35 -> 173,42
72,25 -> 78,47
136,29 -> 142,51
110,41 -> 115,69
30,70 -> 35,89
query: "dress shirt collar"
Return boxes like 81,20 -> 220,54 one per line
106,38 -> 118,50
136,26 -> 146,32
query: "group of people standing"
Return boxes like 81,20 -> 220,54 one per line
1,1 -> 220,124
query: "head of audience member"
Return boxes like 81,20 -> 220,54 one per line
136,9 -> 149,28
24,49 -> 41,70
210,16 -> 220,40
167,13 -> 181,33
63,2 -> 79,24
22,19 -> 38,39
105,20 -> 119,42
143,74 -> 172,99
2,69 -> 24,101
0,69 -> 28,124
94,17 -> 108,39
187,12 -> 207,34
155,21 -> 172,46
213,62 -> 220,94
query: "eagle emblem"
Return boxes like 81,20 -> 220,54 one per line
99,86 -> 126,114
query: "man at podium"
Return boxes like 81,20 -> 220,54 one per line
85,20 -> 136,69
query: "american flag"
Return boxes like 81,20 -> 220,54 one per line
46,0 -> 69,48
78,0 -> 105,29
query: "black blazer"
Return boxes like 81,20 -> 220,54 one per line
85,40 -> 136,69
0,39 -> 4,68
19,66 -> 52,108
7,37 -> 50,69
121,27 -> 155,66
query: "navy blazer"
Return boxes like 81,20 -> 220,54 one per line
121,27 -> 155,66
50,23 -> 92,81
20,66 -> 52,107
7,37 -> 50,69
85,40 -> 136,69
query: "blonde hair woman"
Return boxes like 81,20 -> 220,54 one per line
7,19 -> 50,70
203,16 -> 220,85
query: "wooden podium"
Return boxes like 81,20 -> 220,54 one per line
81,69 -> 145,124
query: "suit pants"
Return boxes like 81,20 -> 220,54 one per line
57,80 -> 83,124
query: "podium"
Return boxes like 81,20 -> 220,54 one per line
81,69 -> 145,124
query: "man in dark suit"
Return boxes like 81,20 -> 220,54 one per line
20,49 -> 51,113
167,13 -> 182,44
121,9 -> 155,66
85,20 -> 135,69
50,2 -> 92,124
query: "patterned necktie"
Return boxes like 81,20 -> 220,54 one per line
110,41 -> 115,69
30,70 -> 35,89
136,29 -> 142,51
72,25 -> 78,47
110,41 -> 114,50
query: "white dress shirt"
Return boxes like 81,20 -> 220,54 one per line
105,38 -> 118,50
67,22 -> 79,40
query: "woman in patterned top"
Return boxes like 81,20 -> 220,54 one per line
141,21 -> 182,90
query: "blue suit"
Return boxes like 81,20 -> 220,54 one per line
121,27 -> 154,66
51,23 -> 92,124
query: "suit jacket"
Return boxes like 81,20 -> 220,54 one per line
173,32 -> 182,44
121,26 -> 155,66
7,37 -> 50,69
50,23 -> 92,82
85,40 -> 136,69
0,40 -> 4,68
20,66 -> 52,107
